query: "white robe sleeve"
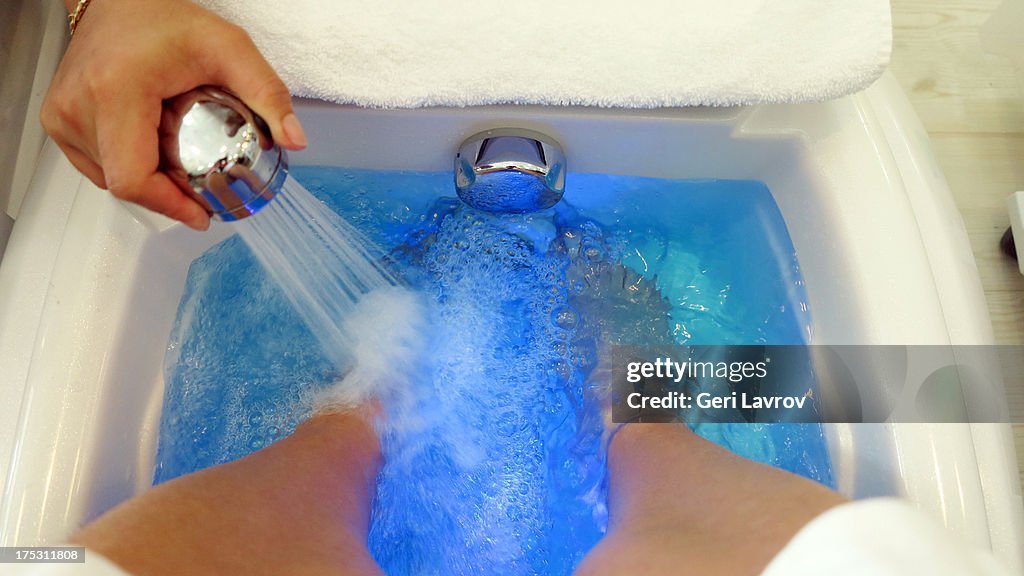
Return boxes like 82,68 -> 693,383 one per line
763,498 -> 1014,576
5,550 -> 129,576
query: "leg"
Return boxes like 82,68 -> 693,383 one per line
72,410 -> 383,576
576,423 -> 847,576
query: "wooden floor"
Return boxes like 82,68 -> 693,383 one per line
888,0 -> 1024,492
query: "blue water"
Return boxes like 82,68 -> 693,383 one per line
156,167 -> 832,574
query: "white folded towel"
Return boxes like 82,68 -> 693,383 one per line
197,0 -> 892,108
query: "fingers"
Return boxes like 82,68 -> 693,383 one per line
42,4 -> 298,231
208,27 -> 307,151
94,93 -> 210,230
129,172 -> 212,231
58,142 -> 108,189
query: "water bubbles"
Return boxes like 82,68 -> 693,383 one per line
498,411 -> 521,436
160,169 -> 831,575
506,504 -> 523,522
552,307 -> 579,330
582,243 -> 604,262
554,360 -> 574,381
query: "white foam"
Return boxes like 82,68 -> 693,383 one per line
313,286 -> 429,410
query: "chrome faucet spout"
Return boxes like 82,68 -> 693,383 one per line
455,128 -> 566,213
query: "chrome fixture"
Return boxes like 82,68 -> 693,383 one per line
159,86 -> 288,221
455,128 -> 566,213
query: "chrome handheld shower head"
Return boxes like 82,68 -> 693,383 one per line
159,86 -> 288,221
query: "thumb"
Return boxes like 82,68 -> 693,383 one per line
209,28 -> 307,151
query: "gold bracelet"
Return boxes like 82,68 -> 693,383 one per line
68,0 -> 94,37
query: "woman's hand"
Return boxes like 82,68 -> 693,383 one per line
42,0 -> 307,230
